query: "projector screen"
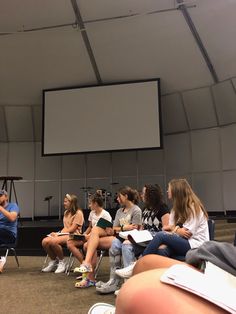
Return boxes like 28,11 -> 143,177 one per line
42,79 -> 161,155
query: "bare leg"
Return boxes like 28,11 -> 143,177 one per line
50,235 -> 69,260
42,235 -> 68,260
133,255 -> 184,275
42,237 -> 57,260
67,239 -> 84,264
86,235 -> 115,281
116,268 -> 228,314
83,227 -> 111,265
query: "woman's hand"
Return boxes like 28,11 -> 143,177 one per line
50,232 -> 58,237
162,225 -> 172,231
124,224 -> 138,231
105,227 -> 115,236
177,228 -> 192,239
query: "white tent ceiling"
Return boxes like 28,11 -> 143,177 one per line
0,0 -> 236,105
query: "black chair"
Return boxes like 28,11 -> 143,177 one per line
0,238 -> 20,268
94,249 -> 109,279
207,218 -> 215,241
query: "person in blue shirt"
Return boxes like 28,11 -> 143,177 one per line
0,189 -> 20,244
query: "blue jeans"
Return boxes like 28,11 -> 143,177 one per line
142,231 -> 191,258
110,238 -> 136,267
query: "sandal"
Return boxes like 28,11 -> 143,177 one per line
76,275 -> 82,280
75,278 -> 96,288
75,263 -> 93,273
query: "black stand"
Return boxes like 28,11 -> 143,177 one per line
0,176 -> 23,204
44,196 -> 53,217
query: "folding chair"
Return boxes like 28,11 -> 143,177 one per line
0,238 -> 20,268
94,249 -> 108,279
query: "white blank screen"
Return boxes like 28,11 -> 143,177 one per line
43,80 -> 161,155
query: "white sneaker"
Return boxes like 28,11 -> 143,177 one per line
0,256 -> 6,272
115,262 -> 136,279
88,303 -> 115,314
42,259 -> 58,272
55,260 -> 66,273
114,289 -> 120,296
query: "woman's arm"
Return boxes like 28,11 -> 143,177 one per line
161,213 -> 170,228
61,210 -> 84,233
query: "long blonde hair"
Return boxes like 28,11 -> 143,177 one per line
64,194 -> 82,216
169,178 -> 208,225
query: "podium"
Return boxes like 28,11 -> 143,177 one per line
0,176 -> 23,204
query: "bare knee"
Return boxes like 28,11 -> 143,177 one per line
116,269 -> 227,314
42,237 -> 51,247
133,255 -> 184,275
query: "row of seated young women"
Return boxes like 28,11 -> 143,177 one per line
41,178 -> 210,295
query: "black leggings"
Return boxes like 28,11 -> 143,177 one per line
0,228 -> 16,244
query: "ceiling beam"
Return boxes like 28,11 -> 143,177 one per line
177,0 -> 219,83
70,0 -> 102,84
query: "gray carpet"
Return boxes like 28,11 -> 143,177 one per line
1,256 -> 116,314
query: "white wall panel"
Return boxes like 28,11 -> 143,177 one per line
138,175 -> 165,193
14,181 -> 34,218
62,155 -> 86,179
34,181 -> 60,217
191,129 -> 221,172
112,151 -> 137,177
164,133 -> 191,175
87,153 -> 111,178
8,142 -> 35,180
33,105 -> 42,142
5,106 -> 34,141
182,87 -> 217,129
0,106 -> 7,141
35,142 -> 60,180
220,124 -> 236,170
192,172 -> 223,212
0,143 -> 8,176
223,171 -> 236,211
161,94 -> 188,134
212,81 -> 236,125
111,177 -> 138,191
138,150 -> 164,175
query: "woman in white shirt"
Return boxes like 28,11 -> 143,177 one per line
142,178 -> 209,258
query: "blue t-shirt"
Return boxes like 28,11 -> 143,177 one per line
0,202 -> 20,237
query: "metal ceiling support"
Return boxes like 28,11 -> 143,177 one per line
177,0 -> 219,83
70,0 -> 102,84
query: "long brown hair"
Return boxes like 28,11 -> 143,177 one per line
169,179 -> 208,225
64,194 -> 82,216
